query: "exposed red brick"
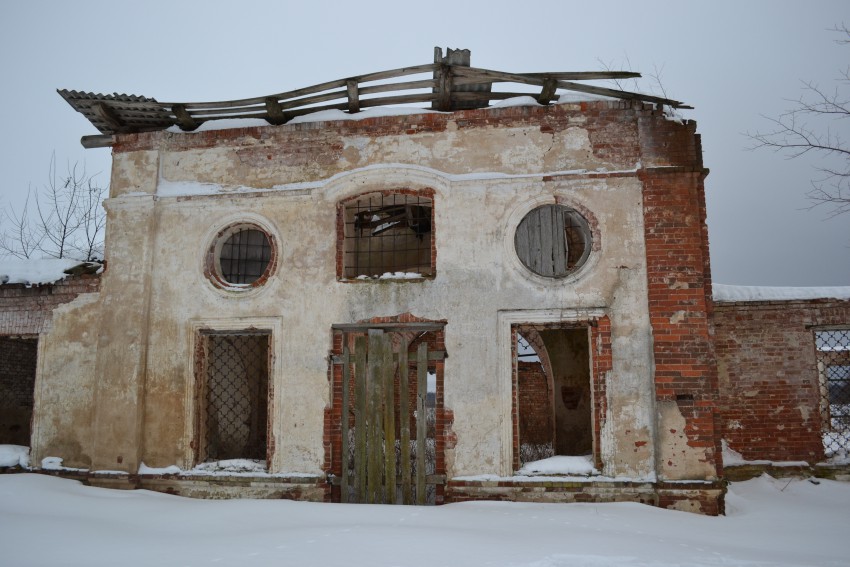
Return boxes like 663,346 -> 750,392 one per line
639,166 -> 722,478
714,298 -> 850,463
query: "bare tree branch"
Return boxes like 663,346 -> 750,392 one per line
746,23 -> 850,216
597,57 -> 679,117
0,154 -> 106,261
0,190 -> 45,259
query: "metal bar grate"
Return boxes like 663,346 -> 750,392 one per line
816,329 -> 850,459
219,229 -> 272,284
202,333 -> 270,463
343,193 -> 433,278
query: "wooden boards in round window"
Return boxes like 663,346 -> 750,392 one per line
514,205 -> 592,278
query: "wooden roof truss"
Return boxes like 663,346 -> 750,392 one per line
59,48 -> 690,149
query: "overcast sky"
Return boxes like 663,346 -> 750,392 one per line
1,0 -> 847,286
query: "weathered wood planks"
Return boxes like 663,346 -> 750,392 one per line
61,52 -> 690,144
331,327 -> 444,505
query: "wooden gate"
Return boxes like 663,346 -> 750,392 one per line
330,323 -> 445,504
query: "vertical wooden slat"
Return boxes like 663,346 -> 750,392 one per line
416,342 -> 428,505
527,208 -> 542,275
553,207 -> 567,275
354,335 -> 367,504
346,79 -> 360,113
382,335 -> 396,504
195,334 -> 209,465
399,339 -> 411,505
539,205 -> 554,276
367,329 -> 383,504
340,345 -> 350,503
537,77 -> 558,105
264,334 -> 273,468
515,214 -> 530,266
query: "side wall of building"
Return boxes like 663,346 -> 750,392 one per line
714,299 -> 850,463
0,275 -> 101,467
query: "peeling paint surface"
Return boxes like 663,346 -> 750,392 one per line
29,103 -> 720,506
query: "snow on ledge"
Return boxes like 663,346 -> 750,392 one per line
518,455 -> 599,476
0,445 -> 30,468
721,440 -> 810,468
453,471 -> 658,483
557,92 -> 618,104
489,96 -> 543,109
713,284 -> 850,303
165,107 -> 445,133
288,106 -> 442,124
41,456 -> 87,472
165,118 -> 270,133
355,271 -> 423,281
138,460 -> 320,478
163,95 -> 648,135
0,258 -> 85,286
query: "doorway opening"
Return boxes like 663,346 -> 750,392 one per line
513,325 -> 593,468
0,337 -> 37,447
195,331 -> 271,467
329,322 -> 446,504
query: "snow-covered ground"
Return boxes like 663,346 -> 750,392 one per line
0,474 -> 847,567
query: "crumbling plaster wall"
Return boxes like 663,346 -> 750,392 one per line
30,294 -> 100,468
129,168 -> 653,478
33,103 -> 715,482
0,274 -> 101,469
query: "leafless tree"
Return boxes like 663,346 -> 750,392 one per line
0,154 -> 106,261
0,191 -> 45,259
596,57 -> 677,117
746,24 -> 850,217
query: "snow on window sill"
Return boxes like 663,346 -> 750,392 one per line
343,272 -> 431,282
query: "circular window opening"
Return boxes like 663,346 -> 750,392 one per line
214,226 -> 274,286
514,205 -> 592,278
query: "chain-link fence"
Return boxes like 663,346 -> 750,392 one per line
203,333 -> 270,462
815,329 -> 850,459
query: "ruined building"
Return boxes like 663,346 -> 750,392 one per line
5,49 -> 844,515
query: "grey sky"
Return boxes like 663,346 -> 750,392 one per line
1,0 -> 847,285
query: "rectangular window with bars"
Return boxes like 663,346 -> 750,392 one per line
197,331 -> 271,465
341,192 -> 433,279
816,329 -> 850,459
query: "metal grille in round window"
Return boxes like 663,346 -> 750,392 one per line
218,228 -> 272,285
514,205 -> 592,278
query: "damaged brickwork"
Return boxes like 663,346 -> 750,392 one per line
640,167 -> 723,481
20,98 -> 725,513
715,298 -> 850,464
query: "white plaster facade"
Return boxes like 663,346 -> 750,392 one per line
28,101 -> 722,510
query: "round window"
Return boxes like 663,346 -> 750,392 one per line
514,205 -> 592,278
210,225 -> 275,287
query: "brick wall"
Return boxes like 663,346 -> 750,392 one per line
714,299 -> 850,463
0,274 -> 100,336
640,166 -> 723,478
516,360 -> 552,450
113,100 -> 698,174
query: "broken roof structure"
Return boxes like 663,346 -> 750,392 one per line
59,47 -> 688,148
